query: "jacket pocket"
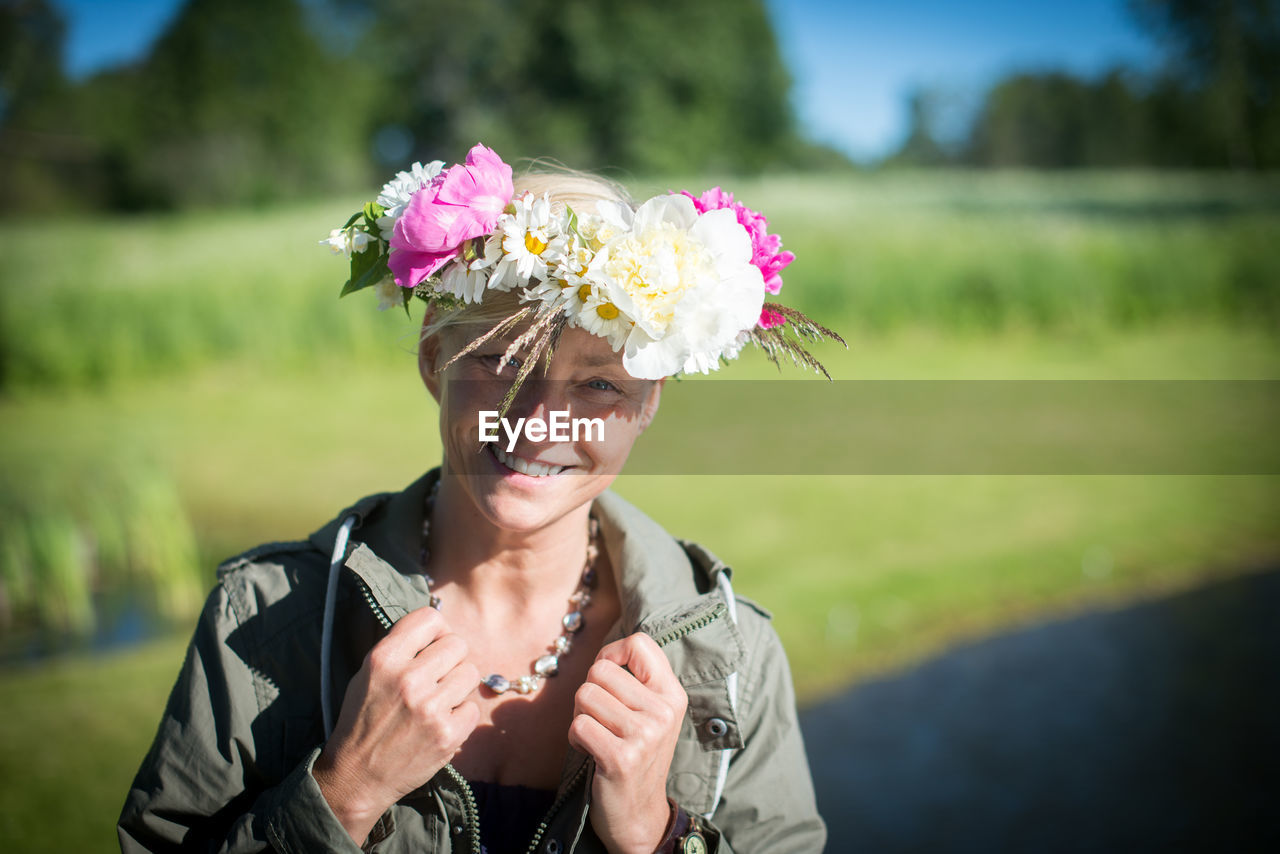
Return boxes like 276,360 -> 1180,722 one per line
667,715 -> 726,816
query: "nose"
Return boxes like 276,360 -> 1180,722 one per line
508,378 -> 569,437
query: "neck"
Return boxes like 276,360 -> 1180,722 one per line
426,475 -> 594,605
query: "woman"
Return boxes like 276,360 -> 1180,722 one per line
119,145 -> 836,853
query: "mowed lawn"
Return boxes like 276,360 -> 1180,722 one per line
1,171 -> 1277,852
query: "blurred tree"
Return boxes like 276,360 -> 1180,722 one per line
2,0 -> 820,212
110,0 -> 373,207
893,0 -> 1278,169
0,0 -> 64,123
888,88 -> 972,167
349,0 -> 799,174
1129,0 -> 1279,168
966,71 -> 1150,168
1,0 -> 375,211
0,0 -> 93,210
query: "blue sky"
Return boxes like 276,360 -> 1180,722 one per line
53,0 -> 1160,162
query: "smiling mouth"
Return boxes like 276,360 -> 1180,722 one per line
489,444 -> 570,477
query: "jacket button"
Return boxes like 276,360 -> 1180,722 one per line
544,839 -> 562,854
453,824 -> 465,835
706,717 -> 729,737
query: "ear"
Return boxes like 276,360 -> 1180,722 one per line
637,377 -> 664,434
419,316 -> 442,403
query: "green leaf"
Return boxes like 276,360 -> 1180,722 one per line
400,283 -> 413,316
339,249 -> 390,297
565,205 -> 579,237
363,201 -> 386,231
342,210 -> 363,229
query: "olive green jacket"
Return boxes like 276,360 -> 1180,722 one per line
118,471 -> 825,853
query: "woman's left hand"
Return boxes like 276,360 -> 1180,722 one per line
568,632 -> 688,854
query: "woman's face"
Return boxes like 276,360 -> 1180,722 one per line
421,320 -> 662,533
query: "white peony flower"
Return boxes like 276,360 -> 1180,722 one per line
586,195 -> 764,379
375,160 -> 445,240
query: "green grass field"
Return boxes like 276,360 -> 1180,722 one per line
1,171 -> 1278,852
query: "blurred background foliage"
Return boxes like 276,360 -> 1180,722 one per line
4,0 -> 1277,214
0,0 -> 827,212
893,0 -> 1280,168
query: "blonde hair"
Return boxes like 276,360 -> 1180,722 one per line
421,167 -> 633,344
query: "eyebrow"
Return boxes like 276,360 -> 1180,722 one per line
574,354 -> 623,368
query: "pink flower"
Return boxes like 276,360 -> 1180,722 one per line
389,144 -> 513,287
680,187 -> 794,299
758,307 -> 787,329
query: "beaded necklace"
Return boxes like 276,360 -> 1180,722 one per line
420,481 -> 599,695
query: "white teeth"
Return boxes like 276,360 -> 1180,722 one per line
491,444 -> 565,477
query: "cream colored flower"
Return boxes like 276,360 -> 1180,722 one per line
587,195 -> 764,379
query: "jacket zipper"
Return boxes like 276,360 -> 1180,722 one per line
652,600 -> 727,648
355,579 -> 481,853
443,764 -> 482,854
357,578 -> 393,630
521,602 -> 729,852
355,575 -> 726,852
524,758 -> 591,854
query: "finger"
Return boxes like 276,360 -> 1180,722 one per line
584,659 -> 657,714
435,660 -> 481,709
567,712 -> 621,772
596,633 -> 681,695
450,699 -> 480,739
377,606 -> 450,661
574,678 -> 637,739
439,700 -> 480,755
405,633 -> 469,682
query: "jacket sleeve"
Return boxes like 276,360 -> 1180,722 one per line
117,576 -> 370,853
699,614 -> 827,853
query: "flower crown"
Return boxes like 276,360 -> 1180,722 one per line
324,143 -> 842,408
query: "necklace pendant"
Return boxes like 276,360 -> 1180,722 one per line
482,674 -> 510,694
562,611 -> 584,633
534,654 -> 559,677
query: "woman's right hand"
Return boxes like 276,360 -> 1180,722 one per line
312,605 -> 480,844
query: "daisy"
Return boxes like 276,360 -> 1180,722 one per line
574,288 -> 633,351
487,193 -> 565,290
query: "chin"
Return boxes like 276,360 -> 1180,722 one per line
459,456 -> 590,528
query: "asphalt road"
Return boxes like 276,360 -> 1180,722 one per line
801,567 -> 1280,853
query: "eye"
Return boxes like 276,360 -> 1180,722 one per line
587,378 -> 618,392
480,353 -> 522,370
